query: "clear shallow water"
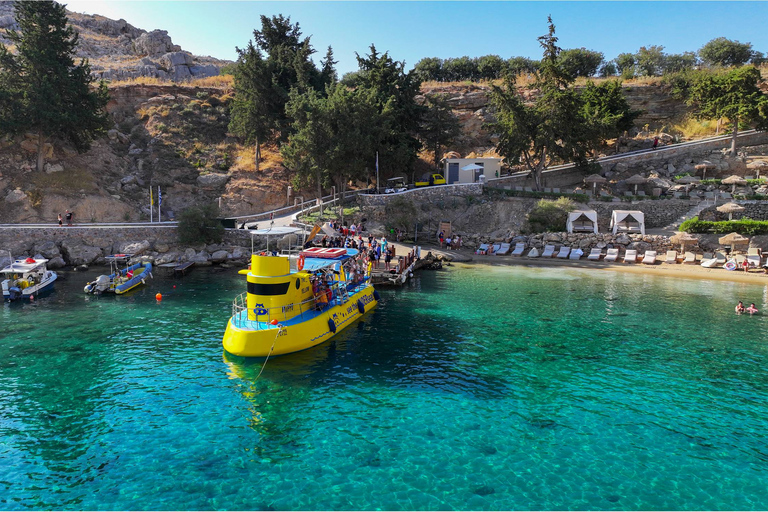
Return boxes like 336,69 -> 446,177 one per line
2,264 -> 768,510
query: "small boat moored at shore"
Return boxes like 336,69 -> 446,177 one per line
1,257 -> 57,301
84,255 -> 153,295
223,247 -> 378,357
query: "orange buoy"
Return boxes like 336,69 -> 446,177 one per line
156,293 -> 162,301
269,319 -> 279,325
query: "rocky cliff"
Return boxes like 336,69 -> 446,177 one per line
0,1 -> 229,82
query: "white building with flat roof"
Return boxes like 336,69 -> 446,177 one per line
443,158 -> 502,184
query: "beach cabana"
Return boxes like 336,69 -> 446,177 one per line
717,202 -> 745,221
610,210 -> 645,235
566,210 -> 599,234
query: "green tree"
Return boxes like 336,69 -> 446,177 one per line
442,56 -> 478,81
177,203 -> 225,245
413,57 -> 443,82
580,80 -> 642,151
353,45 -> 423,179
599,62 -> 618,77
699,37 -> 754,67
477,54 -> 505,80
418,94 -> 462,168
505,56 -> 539,77
558,48 -> 604,78
282,84 -> 382,202
663,52 -> 698,73
489,17 -> 592,190
636,45 -> 666,76
228,15 -> 325,171
687,66 -> 768,156
0,1 -> 109,172
614,53 -> 636,78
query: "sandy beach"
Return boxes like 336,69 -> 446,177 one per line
391,242 -> 768,286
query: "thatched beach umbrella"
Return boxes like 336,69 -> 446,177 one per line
670,233 -> 699,252
695,160 -> 716,179
722,175 -> 748,194
717,201 -> 745,221
625,174 -> 646,195
676,175 -> 700,194
719,232 -> 750,252
747,160 -> 768,179
584,174 -> 607,195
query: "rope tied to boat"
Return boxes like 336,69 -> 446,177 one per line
255,324 -> 284,381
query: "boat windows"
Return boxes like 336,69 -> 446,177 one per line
247,281 -> 290,296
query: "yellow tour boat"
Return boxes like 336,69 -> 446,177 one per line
223,247 -> 379,357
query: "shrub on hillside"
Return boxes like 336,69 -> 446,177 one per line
177,203 -> 224,245
525,197 -> 576,233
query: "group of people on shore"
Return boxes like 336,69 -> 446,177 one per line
735,301 -> 759,315
438,231 -> 462,250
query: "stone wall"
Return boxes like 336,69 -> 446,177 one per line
0,226 -> 258,268
510,232 -> 674,255
358,183 -> 484,207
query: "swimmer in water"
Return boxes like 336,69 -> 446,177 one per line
736,301 -> 746,314
747,303 -> 759,315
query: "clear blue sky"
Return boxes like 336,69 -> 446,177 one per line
64,1 -> 768,76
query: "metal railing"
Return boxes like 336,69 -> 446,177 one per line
230,280 -> 370,330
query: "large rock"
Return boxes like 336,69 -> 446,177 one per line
33,241 -> 61,259
60,240 -> 102,266
160,51 -> 193,68
116,240 -> 151,256
191,251 -> 212,266
44,162 -> 64,174
134,30 -> 180,57
197,173 -> 230,188
5,188 -> 26,203
210,250 -> 229,263
46,256 -> 66,269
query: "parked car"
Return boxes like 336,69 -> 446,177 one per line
415,173 -> 446,187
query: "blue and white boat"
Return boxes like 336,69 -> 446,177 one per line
84,255 -> 153,295
1,257 -> 58,301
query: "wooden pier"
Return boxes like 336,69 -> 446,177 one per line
370,246 -> 433,287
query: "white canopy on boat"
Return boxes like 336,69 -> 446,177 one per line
249,226 -> 302,235
1,258 -> 49,273
610,210 -> 645,235
566,210 -> 599,234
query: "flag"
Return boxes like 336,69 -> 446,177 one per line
158,186 -> 162,206
150,187 -> 153,206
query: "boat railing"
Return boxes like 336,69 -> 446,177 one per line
230,280 -> 372,330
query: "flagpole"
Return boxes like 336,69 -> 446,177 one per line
158,186 -> 161,222
150,187 -> 153,223
376,151 -> 379,194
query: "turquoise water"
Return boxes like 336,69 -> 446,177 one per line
2,264 -> 768,510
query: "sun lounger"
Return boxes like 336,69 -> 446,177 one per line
496,242 -> 511,255
642,251 -> 657,264
488,243 -> 501,255
701,256 -> 718,268
623,249 -> 638,263
714,252 -> 727,265
510,243 -> 525,256
527,247 -> 540,258
556,246 -> 571,258
569,248 -> 584,260
587,248 -> 603,261
475,243 -> 489,255
541,245 -> 556,258
665,250 -> 678,264
604,248 -> 619,262
683,251 -> 697,264
747,248 -> 762,268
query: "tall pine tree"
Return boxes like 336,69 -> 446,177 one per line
0,1 -> 109,172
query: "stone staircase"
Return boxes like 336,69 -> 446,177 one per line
662,199 -> 716,231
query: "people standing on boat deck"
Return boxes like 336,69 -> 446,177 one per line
736,301 -> 745,314
57,213 -> 63,227
65,210 -> 73,226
